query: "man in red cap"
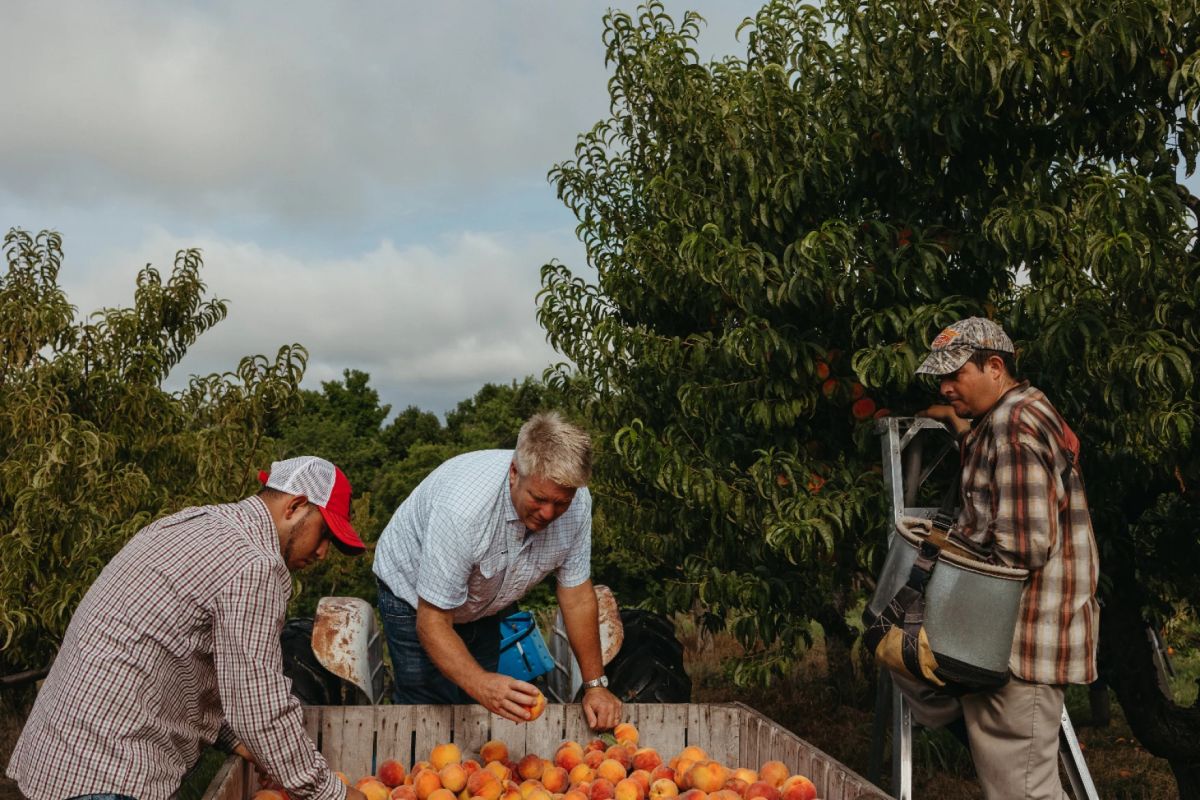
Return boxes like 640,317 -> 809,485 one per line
7,456 -> 367,800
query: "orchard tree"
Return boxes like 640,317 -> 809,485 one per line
0,229 -> 308,680
539,0 -> 1200,787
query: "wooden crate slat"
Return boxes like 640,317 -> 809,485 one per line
302,707 -> 322,754
341,706 -> 378,779
412,706 -> 453,767
320,705 -> 347,773
490,712 -> 529,759
653,704 -> 689,758
735,704 -> 760,768
705,705 -> 739,766
203,754 -> 245,800
525,703 -> 566,758
561,702 -> 592,744
376,706 -> 416,766
453,705 -> 493,760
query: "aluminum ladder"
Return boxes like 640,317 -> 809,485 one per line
868,417 -> 1099,800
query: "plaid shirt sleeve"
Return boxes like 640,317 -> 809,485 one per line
212,558 -> 342,800
990,425 -> 1059,572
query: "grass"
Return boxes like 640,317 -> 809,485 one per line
681,612 -> 1199,799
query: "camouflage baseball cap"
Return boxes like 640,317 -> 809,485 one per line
916,317 -> 1014,375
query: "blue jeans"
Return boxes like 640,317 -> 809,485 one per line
377,579 -> 505,704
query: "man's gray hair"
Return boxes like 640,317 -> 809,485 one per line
513,411 -> 592,488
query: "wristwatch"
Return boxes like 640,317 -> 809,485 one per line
582,675 -> 609,690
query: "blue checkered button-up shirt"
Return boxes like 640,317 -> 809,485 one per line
372,450 -> 592,623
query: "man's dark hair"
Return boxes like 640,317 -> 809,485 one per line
258,486 -> 287,500
968,348 -> 1017,376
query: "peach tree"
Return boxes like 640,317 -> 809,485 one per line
0,229 -> 307,680
538,0 -> 1200,787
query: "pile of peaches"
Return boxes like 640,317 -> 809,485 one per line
276,722 -> 819,800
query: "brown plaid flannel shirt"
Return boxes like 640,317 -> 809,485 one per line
6,497 -> 343,800
955,382 -> 1099,685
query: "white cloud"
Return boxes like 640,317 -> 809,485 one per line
67,227 -> 576,413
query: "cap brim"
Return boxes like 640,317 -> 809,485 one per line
318,506 -> 366,555
916,346 -> 974,376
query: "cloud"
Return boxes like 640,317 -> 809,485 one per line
67,227 -> 579,414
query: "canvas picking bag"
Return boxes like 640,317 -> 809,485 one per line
862,516 -> 1029,694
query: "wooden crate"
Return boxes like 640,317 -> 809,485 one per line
203,703 -> 890,800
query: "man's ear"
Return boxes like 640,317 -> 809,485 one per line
284,494 -> 309,519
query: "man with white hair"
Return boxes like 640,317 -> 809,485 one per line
373,411 -> 621,729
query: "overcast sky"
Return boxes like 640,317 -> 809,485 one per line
1,1 -> 752,415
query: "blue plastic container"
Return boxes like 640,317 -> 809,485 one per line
497,611 -> 555,681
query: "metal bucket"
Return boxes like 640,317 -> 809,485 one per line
867,517 -> 1029,676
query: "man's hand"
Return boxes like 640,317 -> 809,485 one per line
581,686 -> 622,730
917,404 -> 970,438
468,672 -> 542,723
232,743 -> 271,787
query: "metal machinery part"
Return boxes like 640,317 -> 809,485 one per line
310,596 -> 386,704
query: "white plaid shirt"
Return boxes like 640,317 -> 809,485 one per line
373,450 -> 592,623
6,498 -> 342,800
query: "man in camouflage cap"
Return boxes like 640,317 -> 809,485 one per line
895,317 -> 1099,799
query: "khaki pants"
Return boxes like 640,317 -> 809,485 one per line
892,673 -> 1068,800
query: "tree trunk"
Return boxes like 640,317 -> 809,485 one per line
1101,586 -> 1200,799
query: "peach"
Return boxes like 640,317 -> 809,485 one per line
464,761 -> 482,776
431,744 -> 464,770
722,779 -> 748,797
743,783 -> 779,800
564,791 -> 589,800
500,787 -> 523,800
614,778 -> 644,800
468,770 -> 502,800
596,759 -> 627,784
392,787 -> 418,800
678,747 -> 707,764
358,779 -> 393,800
517,754 -> 544,780
523,691 -> 547,721
590,779 -> 616,800
479,740 -> 508,763
584,751 -> 605,769
413,771 -> 444,800
569,764 -> 595,785
527,789 -> 554,800
710,791 -> 742,800
543,766 -> 570,793
648,780 -> 679,800
648,766 -> 675,784
757,763 -> 787,790
587,739 -> 608,753
628,770 -> 651,796
604,747 -> 631,771
686,763 -> 728,794
441,764 -> 469,794
556,743 -> 585,772
414,762 -> 435,777
678,791 -> 708,800
779,777 -> 815,800
673,762 -> 696,790
430,790 -> 459,800
631,749 -> 662,773
379,760 -> 409,788
731,770 -> 756,787
486,762 -> 512,783
613,723 -> 639,747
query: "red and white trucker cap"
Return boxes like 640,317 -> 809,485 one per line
258,456 -> 365,554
